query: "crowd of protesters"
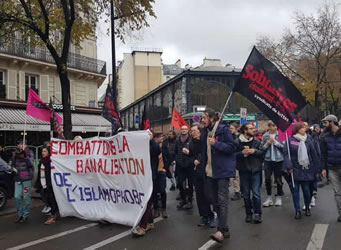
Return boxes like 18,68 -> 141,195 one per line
1,112 -> 341,244
132,110 -> 341,243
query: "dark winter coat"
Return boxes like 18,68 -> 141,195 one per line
161,138 -> 176,168
320,128 -> 341,169
12,149 -> 34,182
236,136 -> 264,173
150,139 -> 161,181
188,138 -> 204,176
283,136 -> 320,181
174,135 -> 192,169
36,157 -> 53,191
201,123 -> 237,179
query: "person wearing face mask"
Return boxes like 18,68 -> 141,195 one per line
236,123 -> 264,224
201,109 -> 237,243
320,115 -> 341,222
284,123 -> 320,220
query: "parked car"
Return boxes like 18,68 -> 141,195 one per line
0,157 -> 14,210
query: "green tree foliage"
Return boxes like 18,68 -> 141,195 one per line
0,0 -> 156,139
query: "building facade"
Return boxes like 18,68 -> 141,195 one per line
0,37 -> 111,146
117,48 -> 163,109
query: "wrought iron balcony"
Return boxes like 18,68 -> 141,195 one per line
0,38 -> 106,75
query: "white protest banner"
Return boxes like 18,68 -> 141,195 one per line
50,130 -> 151,228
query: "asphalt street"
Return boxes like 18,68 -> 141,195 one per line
0,182 -> 340,250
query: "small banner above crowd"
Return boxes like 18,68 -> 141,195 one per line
234,47 -> 307,131
50,131 -> 152,228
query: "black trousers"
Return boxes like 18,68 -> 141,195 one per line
45,187 -> 58,215
194,170 -> 214,218
264,161 -> 284,196
153,171 -> 167,209
178,167 -> 194,203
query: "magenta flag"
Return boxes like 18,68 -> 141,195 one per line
26,88 -> 63,124
278,119 -> 297,141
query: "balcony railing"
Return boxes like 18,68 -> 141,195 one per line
0,38 -> 106,75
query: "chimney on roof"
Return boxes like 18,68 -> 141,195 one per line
202,58 -> 222,67
175,59 -> 181,68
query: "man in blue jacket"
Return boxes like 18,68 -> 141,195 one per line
320,115 -> 341,222
201,109 -> 237,243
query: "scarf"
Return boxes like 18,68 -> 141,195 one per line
41,155 -> 51,165
206,129 -> 213,177
239,134 -> 254,143
180,134 -> 189,143
293,134 -> 310,169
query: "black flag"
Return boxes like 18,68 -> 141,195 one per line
234,47 -> 307,131
140,105 -> 150,130
102,84 -> 122,134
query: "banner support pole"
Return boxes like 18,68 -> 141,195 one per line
23,115 -> 27,145
285,132 -> 295,188
211,91 -> 233,137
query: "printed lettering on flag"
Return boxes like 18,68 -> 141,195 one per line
234,47 -> 307,131
50,131 -> 151,228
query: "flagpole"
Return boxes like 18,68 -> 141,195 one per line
211,91 -> 233,137
23,115 -> 27,146
285,132 -> 295,188
97,119 -> 103,137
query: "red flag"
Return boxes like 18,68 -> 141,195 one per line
26,88 -> 63,123
171,108 -> 190,130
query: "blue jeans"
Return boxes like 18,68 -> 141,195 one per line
292,180 -> 312,211
240,170 -> 262,215
15,180 -> 32,217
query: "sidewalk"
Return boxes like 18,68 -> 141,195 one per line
0,198 -> 43,217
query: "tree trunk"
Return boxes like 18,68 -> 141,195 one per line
57,67 -> 72,139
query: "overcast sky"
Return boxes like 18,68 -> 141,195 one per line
96,0 -> 327,96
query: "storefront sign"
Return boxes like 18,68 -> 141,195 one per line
52,104 -> 76,111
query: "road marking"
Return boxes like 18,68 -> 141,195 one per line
83,217 -> 164,250
6,223 -> 98,250
198,240 -> 216,250
306,224 -> 329,250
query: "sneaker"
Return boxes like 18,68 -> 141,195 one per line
41,206 -> 48,213
263,198 -> 273,207
177,201 -> 186,209
20,217 -> 28,223
198,217 -> 209,227
44,206 -> 52,214
275,197 -> 282,207
245,214 -> 253,223
132,227 -> 145,236
253,214 -> 262,224
311,197 -> 316,207
313,191 -> 318,198
208,216 -> 217,228
170,185 -> 176,191
303,204 -> 312,211
183,202 -> 193,209
305,208 -> 311,216
210,231 -> 225,243
44,215 -> 56,225
231,192 -> 241,201
222,231 -> 231,239
145,223 -> 154,231
161,210 -> 168,219
14,216 -> 22,223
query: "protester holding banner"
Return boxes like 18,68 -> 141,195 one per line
283,123 -> 320,219
13,139 -> 34,223
38,147 -> 59,225
133,130 -> 160,236
261,121 -> 284,207
236,122 -> 264,224
229,122 -> 242,201
201,109 -> 237,243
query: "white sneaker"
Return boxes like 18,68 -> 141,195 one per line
43,206 -> 51,214
263,198 -> 273,207
311,197 -> 316,207
41,206 -> 48,213
275,197 -> 282,206
303,204 -> 312,210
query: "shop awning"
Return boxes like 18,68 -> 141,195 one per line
0,108 -> 112,132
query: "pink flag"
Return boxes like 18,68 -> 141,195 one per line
26,88 -> 63,124
278,119 -> 297,141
